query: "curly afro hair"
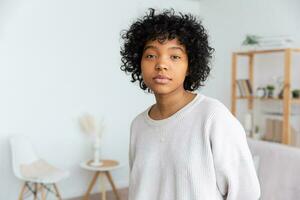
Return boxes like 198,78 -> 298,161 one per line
120,8 -> 214,91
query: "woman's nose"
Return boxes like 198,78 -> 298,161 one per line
155,58 -> 168,70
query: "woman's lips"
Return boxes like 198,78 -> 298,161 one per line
153,75 -> 171,84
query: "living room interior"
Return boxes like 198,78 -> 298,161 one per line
1,0 -> 300,199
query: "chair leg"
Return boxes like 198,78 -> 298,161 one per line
18,182 -> 27,200
53,183 -> 62,200
41,185 -> 46,200
34,183 -> 38,200
105,171 -> 120,200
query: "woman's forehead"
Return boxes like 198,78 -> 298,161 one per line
144,38 -> 186,50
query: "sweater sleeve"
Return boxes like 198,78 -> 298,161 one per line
206,106 -> 261,200
129,122 -> 134,173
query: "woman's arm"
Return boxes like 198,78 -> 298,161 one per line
206,107 -> 261,200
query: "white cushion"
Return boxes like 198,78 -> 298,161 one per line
20,159 -> 58,179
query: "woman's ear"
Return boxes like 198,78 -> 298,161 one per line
186,69 -> 190,76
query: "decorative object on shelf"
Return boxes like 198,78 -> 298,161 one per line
244,112 -> 253,137
79,114 -> 105,167
252,125 -> 261,140
240,35 -> 261,51
273,76 -> 284,98
266,85 -> 275,98
256,87 -> 266,98
292,89 -> 300,99
257,35 -> 294,48
242,35 -> 260,45
278,88 -> 284,99
241,34 -> 294,50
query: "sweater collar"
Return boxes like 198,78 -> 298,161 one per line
143,93 -> 204,127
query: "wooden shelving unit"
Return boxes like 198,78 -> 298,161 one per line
231,48 -> 300,145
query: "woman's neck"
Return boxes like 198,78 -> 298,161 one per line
149,90 -> 196,120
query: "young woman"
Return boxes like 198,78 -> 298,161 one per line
120,8 -> 260,200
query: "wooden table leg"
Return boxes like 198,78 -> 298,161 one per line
105,171 -> 120,200
83,172 -> 100,200
100,172 -> 106,200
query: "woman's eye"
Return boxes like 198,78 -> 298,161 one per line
145,54 -> 156,59
171,55 -> 181,60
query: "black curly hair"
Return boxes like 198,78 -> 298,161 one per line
120,8 -> 214,91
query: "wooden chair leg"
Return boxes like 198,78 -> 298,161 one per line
34,183 -> 38,200
83,172 -> 100,200
18,182 -> 27,200
41,185 -> 46,200
53,183 -> 62,200
105,171 -> 120,200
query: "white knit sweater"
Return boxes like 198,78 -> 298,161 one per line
128,94 -> 260,200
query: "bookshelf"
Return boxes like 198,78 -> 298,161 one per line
231,48 -> 300,145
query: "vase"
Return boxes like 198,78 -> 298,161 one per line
90,136 -> 103,167
267,90 -> 274,98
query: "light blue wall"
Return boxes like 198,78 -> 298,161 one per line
0,0 -> 299,199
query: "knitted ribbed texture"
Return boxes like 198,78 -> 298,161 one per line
128,94 -> 260,200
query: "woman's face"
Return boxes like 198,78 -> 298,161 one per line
141,38 -> 189,96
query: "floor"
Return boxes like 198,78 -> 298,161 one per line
68,187 -> 128,200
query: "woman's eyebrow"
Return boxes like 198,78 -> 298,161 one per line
168,46 -> 185,52
143,45 -> 157,51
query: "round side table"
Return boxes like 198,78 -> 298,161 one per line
80,159 -> 122,200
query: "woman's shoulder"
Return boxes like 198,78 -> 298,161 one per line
194,94 -> 231,117
130,107 -> 151,129
192,94 -> 243,130
198,95 -> 245,140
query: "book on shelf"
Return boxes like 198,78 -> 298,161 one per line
273,119 -> 282,142
236,79 -> 253,97
263,118 -> 296,143
264,118 -> 282,142
264,118 -> 274,141
245,79 -> 253,94
256,35 -> 294,48
236,80 -> 245,97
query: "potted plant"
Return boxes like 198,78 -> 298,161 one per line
242,35 -> 260,45
266,85 -> 275,98
292,89 -> 300,99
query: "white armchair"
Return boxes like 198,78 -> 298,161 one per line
10,135 -> 70,200
248,138 -> 300,200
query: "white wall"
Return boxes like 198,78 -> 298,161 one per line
198,0 -> 300,104
196,0 -> 300,134
0,0 -> 201,199
0,0 -> 299,199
